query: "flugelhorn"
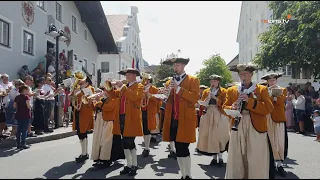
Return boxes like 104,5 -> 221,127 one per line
70,70 -> 87,110
232,80 -> 245,131
105,79 -> 128,91
82,92 -> 103,105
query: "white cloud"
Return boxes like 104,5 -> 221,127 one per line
101,1 -> 241,75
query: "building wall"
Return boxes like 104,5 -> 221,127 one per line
237,1 -> 314,88
0,1 -> 98,85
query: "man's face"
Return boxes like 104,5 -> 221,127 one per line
125,73 -> 136,82
267,78 -> 277,87
295,91 -> 300,97
210,79 -> 219,87
25,79 -> 33,86
173,63 -> 185,74
46,78 -> 52,84
238,70 -> 253,82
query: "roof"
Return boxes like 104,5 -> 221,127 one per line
227,54 -> 239,67
73,1 -> 118,53
106,15 -> 129,42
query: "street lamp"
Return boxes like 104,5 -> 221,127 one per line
45,23 -> 67,129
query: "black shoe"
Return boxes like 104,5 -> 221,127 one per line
277,166 -> 286,177
195,148 -> 199,152
185,176 -> 192,179
120,166 -> 131,175
35,131 -> 44,135
44,129 -> 54,133
210,159 -> 217,166
102,160 -> 112,167
150,137 -> 158,143
168,151 -> 177,159
218,159 -> 223,167
28,133 -> 37,137
75,154 -> 89,163
142,149 -> 150,157
20,145 -> 30,149
181,177 -> 184,179
92,160 -> 101,167
16,145 -> 21,149
128,166 -> 138,176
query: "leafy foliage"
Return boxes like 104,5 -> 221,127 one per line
195,54 -> 233,88
155,58 -> 175,87
254,1 -> 320,79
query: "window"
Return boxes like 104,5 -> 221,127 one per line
0,19 -> 10,47
117,42 -> 122,52
37,1 -> 45,10
23,30 -> 34,55
56,2 -> 62,22
282,65 -> 292,76
72,16 -> 77,33
84,29 -> 88,40
83,59 -> 87,70
101,62 -> 110,73
92,63 -> 95,75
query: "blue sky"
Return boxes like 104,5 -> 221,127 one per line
101,1 -> 241,75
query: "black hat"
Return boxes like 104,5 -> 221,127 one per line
162,57 -> 190,65
118,68 -> 141,76
229,63 -> 259,73
261,73 -> 283,80
258,81 -> 268,86
208,74 -> 222,81
200,85 -> 208,89
86,76 -> 92,85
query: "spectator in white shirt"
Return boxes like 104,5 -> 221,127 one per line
47,62 -> 56,80
291,90 -> 306,134
24,75 -> 37,137
42,77 -> 55,132
311,110 -> 320,141
0,74 -> 13,138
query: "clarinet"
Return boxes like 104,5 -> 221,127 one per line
231,80 -> 245,131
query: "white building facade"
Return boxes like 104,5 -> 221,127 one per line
0,1 -> 117,86
98,6 -> 145,80
237,1 -> 315,88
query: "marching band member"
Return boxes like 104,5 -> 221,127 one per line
107,68 -> 144,176
71,77 -> 95,163
223,63 -> 274,179
140,73 -> 160,157
261,73 -> 288,177
91,86 -> 124,168
161,55 -> 200,179
196,75 -> 229,167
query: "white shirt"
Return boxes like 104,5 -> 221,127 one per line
0,82 -> 13,106
48,65 -> 56,77
42,84 -> 55,100
292,95 -> 306,110
28,86 -> 34,108
313,116 -> 320,128
174,72 -> 187,94
9,88 -> 19,101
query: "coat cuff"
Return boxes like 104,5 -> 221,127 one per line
246,98 -> 257,110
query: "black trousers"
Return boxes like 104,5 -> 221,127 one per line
75,110 -> 87,140
142,110 -> 150,135
120,114 -> 136,150
170,119 -> 190,157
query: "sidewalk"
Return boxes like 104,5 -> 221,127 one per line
0,127 -> 76,149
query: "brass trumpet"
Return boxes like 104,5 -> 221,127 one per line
105,79 -> 128,91
82,92 -> 103,105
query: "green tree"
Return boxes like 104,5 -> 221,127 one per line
196,54 -> 233,88
155,58 -> 175,87
254,1 -> 320,79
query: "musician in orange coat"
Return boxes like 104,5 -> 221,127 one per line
196,85 -> 208,128
161,55 -> 200,179
107,68 -> 144,176
223,63 -> 274,179
196,75 -> 229,167
261,73 -> 288,177
140,73 -> 161,157
71,77 -> 95,163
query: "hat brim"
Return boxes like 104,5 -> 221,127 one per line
162,58 -> 189,65
118,69 -> 141,76
261,73 -> 283,80
200,85 -> 208,89
229,65 -> 259,72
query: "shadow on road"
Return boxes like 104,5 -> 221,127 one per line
198,163 -> 226,179
42,161 -> 84,179
0,148 -> 21,157
284,157 -> 298,166
71,162 -> 123,179
137,154 -> 156,168
150,157 -> 179,176
276,171 -> 300,179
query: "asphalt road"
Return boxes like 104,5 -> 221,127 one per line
0,131 -> 319,179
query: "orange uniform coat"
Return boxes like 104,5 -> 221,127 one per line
144,86 -> 160,131
72,85 -> 95,133
223,84 -> 274,133
95,97 -> 119,121
270,88 -> 287,123
162,75 -> 200,143
201,87 -> 227,114
109,82 -> 144,137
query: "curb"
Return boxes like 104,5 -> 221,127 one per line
0,130 -> 77,149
